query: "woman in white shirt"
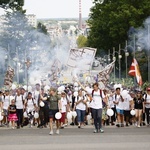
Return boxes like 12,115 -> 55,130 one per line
75,89 -> 87,128
60,91 -> 67,128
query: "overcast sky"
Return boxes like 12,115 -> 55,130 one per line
0,0 -> 94,18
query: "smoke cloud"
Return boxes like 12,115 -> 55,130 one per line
136,17 -> 150,51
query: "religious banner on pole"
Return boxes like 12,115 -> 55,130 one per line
97,60 -> 115,87
4,66 -> 15,89
67,47 -> 97,71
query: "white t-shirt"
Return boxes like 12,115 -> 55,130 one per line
61,97 -> 67,113
2,95 -> 10,110
15,95 -> 24,109
113,94 -> 124,110
143,94 -> 150,108
108,96 -> 115,108
33,90 -> 40,106
87,89 -> 105,109
75,96 -> 87,111
25,98 -> 36,112
123,94 -> 132,110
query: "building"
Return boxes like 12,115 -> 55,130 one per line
26,14 -> 37,28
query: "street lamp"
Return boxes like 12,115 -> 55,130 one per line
113,47 -> 116,82
119,43 -> 129,79
25,58 -> 31,92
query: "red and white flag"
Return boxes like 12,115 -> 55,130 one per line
128,58 -> 142,86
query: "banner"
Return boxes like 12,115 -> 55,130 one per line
4,66 -> 15,89
67,47 -> 97,71
98,60 -> 115,87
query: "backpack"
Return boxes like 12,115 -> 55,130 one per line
91,89 -> 102,99
26,98 -> 35,106
77,96 -> 85,101
15,95 -> 24,105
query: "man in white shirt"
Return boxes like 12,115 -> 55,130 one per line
123,92 -> 133,126
113,87 -> 124,127
15,88 -> 24,129
143,87 -> 150,126
87,83 -> 107,133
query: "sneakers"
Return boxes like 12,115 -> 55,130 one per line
56,129 -> 60,135
121,124 -> 124,127
49,130 -> 54,135
17,126 -> 20,129
137,125 -> 140,128
93,129 -> 98,133
100,129 -> 104,133
116,124 -> 120,127
70,122 -> 74,126
93,129 -> 104,133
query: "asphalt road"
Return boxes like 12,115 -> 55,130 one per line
0,125 -> 150,150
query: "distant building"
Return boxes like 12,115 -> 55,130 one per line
26,14 -> 37,27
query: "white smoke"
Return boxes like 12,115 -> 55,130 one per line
136,17 -> 150,51
0,11 -> 71,87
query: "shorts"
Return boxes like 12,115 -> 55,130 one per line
116,109 -> 124,115
3,109 -> 8,116
49,109 -> 59,120
60,112 -> 66,123
124,110 -> 130,117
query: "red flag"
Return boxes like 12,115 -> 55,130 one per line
128,58 -> 142,86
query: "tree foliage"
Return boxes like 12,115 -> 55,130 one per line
37,22 -> 48,35
88,0 -> 150,53
88,0 -> 150,82
77,35 -> 87,48
0,0 -> 25,12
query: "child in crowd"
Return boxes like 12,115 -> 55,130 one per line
8,99 -> 18,129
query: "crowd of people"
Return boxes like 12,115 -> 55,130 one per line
0,82 -> 150,135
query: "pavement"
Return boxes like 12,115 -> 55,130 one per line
0,125 -> 150,150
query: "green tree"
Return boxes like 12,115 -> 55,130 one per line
37,22 -> 48,35
88,0 -> 150,53
77,35 -> 87,48
88,0 -> 150,82
0,0 -> 25,13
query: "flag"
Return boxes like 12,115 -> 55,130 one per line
128,58 -> 142,86
98,60 -> 115,86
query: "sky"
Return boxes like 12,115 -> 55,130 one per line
0,0 -> 94,18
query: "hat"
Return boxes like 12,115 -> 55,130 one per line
147,87 -> 150,91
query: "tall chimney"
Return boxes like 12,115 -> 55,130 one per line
79,0 -> 82,30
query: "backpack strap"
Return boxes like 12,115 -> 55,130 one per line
26,98 -> 35,105
92,89 -> 102,99
15,95 -> 24,105
145,94 -> 147,101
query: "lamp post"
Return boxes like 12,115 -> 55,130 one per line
118,44 -> 122,79
113,47 -> 116,82
25,58 -> 31,92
